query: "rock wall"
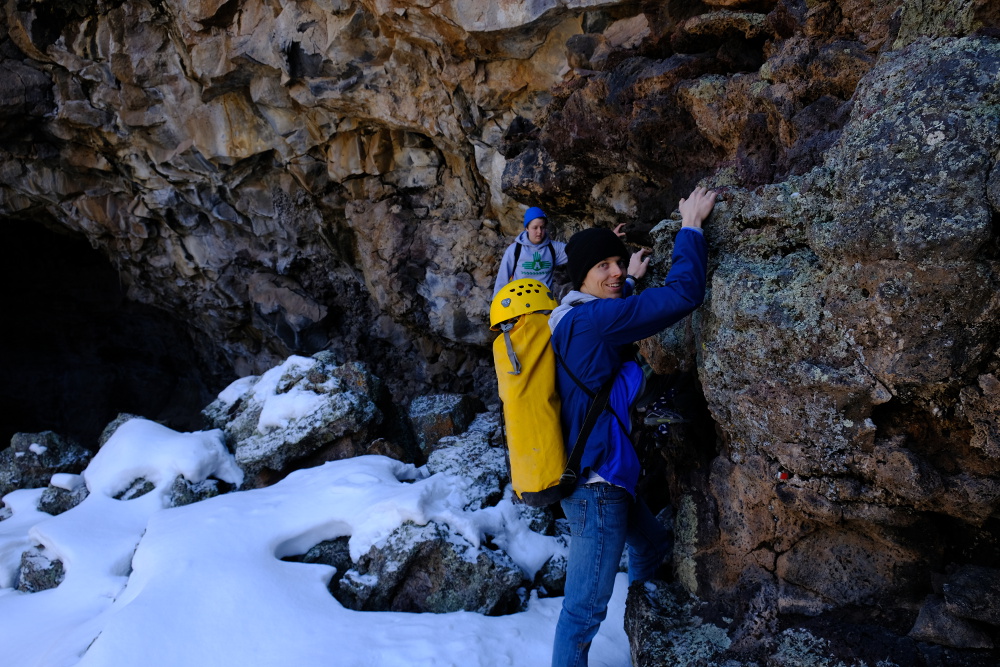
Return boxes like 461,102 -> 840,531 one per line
682,37 -> 1000,616
1,0 -> 587,397
2,0 -> 1000,652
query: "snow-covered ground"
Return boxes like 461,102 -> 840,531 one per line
0,418 -> 632,667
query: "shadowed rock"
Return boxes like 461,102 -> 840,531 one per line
37,474 -> 89,515
909,594 -> 994,650
943,564 -> 1000,627
16,547 -> 64,593
0,432 -> 91,497
408,393 -> 484,456
337,520 -> 525,615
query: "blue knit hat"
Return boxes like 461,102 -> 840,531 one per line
523,206 -> 547,227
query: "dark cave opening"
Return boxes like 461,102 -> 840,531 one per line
0,219 -> 225,450
634,370 -> 719,514
939,514 -> 1000,569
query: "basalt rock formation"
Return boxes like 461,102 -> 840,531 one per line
2,0 -> 1000,662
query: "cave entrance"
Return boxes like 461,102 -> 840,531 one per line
1,218 -> 225,450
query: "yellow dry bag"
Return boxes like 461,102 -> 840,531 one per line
491,279 -> 567,507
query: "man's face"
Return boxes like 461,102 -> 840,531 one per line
526,218 -> 547,244
580,256 -> 625,299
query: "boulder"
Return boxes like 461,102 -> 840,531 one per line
533,529 -> 569,598
423,412 -> 507,509
287,408 -> 564,613
114,478 -> 155,501
408,393 -> 484,456
98,414 -> 147,448
942,564 -> 1000,627
203,353 -> 386,487
336,520 -> 525,615
625,581 -> 732,667
0,432 -> 91,497
16,547 -> 65,593
37,473 -> 89,515
284,536 -> 354,596
166,476 -> 225,508
909,594 -> 994,650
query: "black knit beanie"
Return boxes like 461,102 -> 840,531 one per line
566,227 -> 628,289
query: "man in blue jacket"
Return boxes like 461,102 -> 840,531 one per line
548,186 -> 716,667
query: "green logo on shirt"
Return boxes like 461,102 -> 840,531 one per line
522,252 -> 552,273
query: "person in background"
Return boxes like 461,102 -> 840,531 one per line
492,206 -> 568,299
493,207 -> 626,300
547,186 -> 717,667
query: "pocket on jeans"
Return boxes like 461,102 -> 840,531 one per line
597,484 -> 630,505
562,498 -> 587,537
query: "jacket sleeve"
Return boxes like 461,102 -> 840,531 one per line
585,228 -> 707,346
492,243 -> 517,299
553,240 -> 569,267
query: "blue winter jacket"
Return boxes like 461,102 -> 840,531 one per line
547,228 -> 708,495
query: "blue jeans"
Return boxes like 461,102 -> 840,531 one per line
551,483 -> 671,667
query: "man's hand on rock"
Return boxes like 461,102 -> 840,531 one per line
679,186 -> 717,229
627,248 -> 651,280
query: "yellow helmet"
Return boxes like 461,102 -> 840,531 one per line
490,279 -> 559,330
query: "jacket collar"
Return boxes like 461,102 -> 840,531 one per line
549,290 -> 597,333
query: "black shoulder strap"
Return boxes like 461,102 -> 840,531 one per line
559,375 -> 614,490
555,353 -> 634,444
555,353 -> 595,399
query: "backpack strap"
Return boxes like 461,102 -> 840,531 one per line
557,374 -> 614,493
498,321 -> 522,376
555,353 -> 634,445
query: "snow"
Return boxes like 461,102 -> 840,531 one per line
50,474 -> 86,492
0,418 -> 633,667
232,355 -> 347,433
82,419 -> 244,497
257,390 -> 329,432
216,375 -> 256,407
